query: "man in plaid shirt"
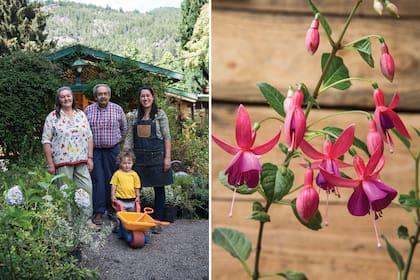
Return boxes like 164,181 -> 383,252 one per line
85,84 -> 127,226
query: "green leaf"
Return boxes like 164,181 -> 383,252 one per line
261,164 -> 294,204
252,201 -> 264,211
397,226 -> 409,240
321,53 -> 351,90
291,199 -> 322,230
277,270 -> 308,280
352,38 -> 374,68
322,126 -> 369,157
412,126 -> 420,137
218,171 -> 259,195
257,82 -> 285,117
381,234 -> 405,271
212,227 -> 252,262
398,192 -> 420,208
37,181 -> 50,190
307,0 -> 331,37
247,210 -> 271,222
391,128 -> 411,149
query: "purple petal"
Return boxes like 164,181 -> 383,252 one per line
347,186 -> 370,216
362,179 -> 397,211
225,151 -> 262,188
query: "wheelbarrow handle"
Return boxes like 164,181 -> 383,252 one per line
135,207 -> 154,222
112,199 -> 124,212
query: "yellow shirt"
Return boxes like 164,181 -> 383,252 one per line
110,169 -> 141,199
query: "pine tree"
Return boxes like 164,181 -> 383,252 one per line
179,0 -> 208,50
0,0 -> 55,55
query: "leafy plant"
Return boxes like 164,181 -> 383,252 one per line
212,1 -> 418,279
0,156 -> 109,279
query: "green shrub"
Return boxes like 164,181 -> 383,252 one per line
0,158 -> 105,279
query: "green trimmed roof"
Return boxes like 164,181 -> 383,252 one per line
47,44 -> 184,81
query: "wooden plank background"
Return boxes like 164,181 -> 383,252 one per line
211,0 -> 420,111
211,1 -> 420,279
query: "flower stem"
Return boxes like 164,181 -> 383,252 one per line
306,0 -> 363,117
252,203 -> 271,280
402,155 -> 420,280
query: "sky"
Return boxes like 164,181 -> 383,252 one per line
54,0 -> 183,12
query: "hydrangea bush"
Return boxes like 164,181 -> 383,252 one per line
212,1 -> 419,279
0,170 -> 105,279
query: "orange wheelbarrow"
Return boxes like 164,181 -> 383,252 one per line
112,200 -> 169,248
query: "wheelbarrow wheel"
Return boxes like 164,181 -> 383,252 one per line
129,231 -> 145,248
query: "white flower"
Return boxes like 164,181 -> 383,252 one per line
59,184 -> 69,198
74,188 -> 90,209
5,185 -> 24,206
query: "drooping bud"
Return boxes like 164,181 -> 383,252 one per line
305,14 -> 320,55
385,0 -> 400,18
373,0 -> 384,15
380,42 -> 395,82
283,85 -> 294,115
366,119 -> 384,156
296,168 -> 319,222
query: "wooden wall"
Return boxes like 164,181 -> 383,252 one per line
211,1 -> 420,279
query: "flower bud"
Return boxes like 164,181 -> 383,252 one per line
373,0 -> 383,15
296,168 -> 319,222
367,119 -> 384,156
385,0 -> 400,18
380,42 -> 395,82
283,85 -> 294,115
305,16 -> 320,55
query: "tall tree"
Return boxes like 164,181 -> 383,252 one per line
182,3 -> 209,93
0,0 -> 55,55
179,0 -> 208,50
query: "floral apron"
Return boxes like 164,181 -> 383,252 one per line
133,119 -> 173,187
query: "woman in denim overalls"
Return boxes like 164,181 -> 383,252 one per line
124,86 -> 173,234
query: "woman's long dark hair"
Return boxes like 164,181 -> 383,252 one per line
137,86 -> 158,121
55,86 -> 77,118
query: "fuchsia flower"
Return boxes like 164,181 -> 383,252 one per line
373,88 -> 411,153
385,0 -> 400,18
212,105 -> 281,216
380,42 -> 395,82
300,124 -> 355,224
296,168 -> 319,222
284,88 -> 306,152
305,15 -> 320,55
373,0 -> 384,15
319,148 -> 397,247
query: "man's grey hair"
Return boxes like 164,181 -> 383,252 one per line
93,84 -> 112,96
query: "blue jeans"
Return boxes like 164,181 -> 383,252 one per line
91,145 -> 120,215
153,186 -> 166,221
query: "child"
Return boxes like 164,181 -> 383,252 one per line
110,149 -> 141,213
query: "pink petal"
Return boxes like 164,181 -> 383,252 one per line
347,187 -> 370,216
212,135 -> 240,155
319,168 -> 359,188
330,124 -> 355,158
388,91 -> 400,109
236,105 -> 254,149
387,110 -> 411,139
299,139 -> 325,160
252,129 -> 281,155
365,146 -> 384,176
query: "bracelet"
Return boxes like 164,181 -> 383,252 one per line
88,156 -> 93,159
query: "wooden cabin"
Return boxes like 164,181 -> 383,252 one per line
47,44 -> 207,119
212,1 -> 420,279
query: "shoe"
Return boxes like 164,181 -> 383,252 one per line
107,212 -> 116,221
87,221 -> 101,231
151,225 -> 162,234
92,213 -> 103,225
